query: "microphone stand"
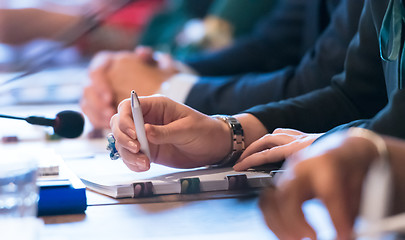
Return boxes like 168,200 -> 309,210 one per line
0,114 -> 26,121
0,114 -> 55,126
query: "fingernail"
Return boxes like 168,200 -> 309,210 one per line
127,128 -> 136,139
233,163 -> 246,171
128,140 -> 139,152
136,159 -> 149,171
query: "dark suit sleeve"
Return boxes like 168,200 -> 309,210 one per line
368,89 -> 405,138
243,0 -> 388,134
316,88 -> 405,140
184,0 -> 310,76
257,0 -> 405,140
185,0 -> 363,115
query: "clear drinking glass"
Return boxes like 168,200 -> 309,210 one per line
0,154 -> 38,217
0,152 -> 43,240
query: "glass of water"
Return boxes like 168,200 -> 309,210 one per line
0,152 -> 43,240
0,153 -> 38,217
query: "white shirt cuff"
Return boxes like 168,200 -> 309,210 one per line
158,73 -> 198,103
175,61 -> 198,74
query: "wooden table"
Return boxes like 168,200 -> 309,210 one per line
40,191 -> 335,240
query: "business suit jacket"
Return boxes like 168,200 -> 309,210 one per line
185,0 -> 319,76
184,0 -> 362,115
245,0 -> 405,139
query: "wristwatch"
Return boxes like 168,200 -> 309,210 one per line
211,115 -> 245,167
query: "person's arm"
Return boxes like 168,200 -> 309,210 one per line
184,0 -> 363,115
367,89 -> 405,139
307,88 -> 405,141
110,95 -> 230,171
184,0 -> 311,76
109,95 -> 271,171
0,8 -> 79,45
235,61 -> 405,172
241,0 -> 387,135
259,129 -> 405,239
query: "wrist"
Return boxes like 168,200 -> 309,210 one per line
347,128 -> 388,162
210,115 -> 245,167
234,113 -> 267,147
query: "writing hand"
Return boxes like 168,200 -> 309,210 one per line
110,95 -> 231,172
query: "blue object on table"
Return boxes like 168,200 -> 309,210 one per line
37,160 -> 87,216
38,183 -> 87,216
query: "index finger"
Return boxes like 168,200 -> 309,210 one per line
115,99 -> 136,138
240,133 -> 298,160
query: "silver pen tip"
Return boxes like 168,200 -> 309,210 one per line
131,90 -> 140,107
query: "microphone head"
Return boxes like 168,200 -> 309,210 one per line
53,111 -> 85,138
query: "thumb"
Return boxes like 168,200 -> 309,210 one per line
146,120 -> 191,145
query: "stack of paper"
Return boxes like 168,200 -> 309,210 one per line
73,154 -> 274,199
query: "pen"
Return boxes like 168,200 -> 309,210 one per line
355,146 -> 393,239
131,90 -> 151,160
355,213 -> 405,238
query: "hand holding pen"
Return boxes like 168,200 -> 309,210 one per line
109,94 -> 233,172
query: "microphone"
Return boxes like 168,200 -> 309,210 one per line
0,110 -> 85,139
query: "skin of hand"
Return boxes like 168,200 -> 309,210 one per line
110,95 -> 233,172
107,46 -> 179,103
80,47 -> 179,129
0,8 -> 136,54
0,8 -> 78,45
81,51 -> 117,129
233,128 -> 323,171
258,131 -> 405,240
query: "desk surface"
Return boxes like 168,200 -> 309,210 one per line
40,194 -> 335,240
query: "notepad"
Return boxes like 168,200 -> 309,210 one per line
73,154 -> 274,199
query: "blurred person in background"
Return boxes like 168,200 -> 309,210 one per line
0,0 -> 275,66
0,0 -> 163,65
82,0 -> 361,130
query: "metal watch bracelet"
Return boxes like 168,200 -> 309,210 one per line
211,115 -> 245,167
